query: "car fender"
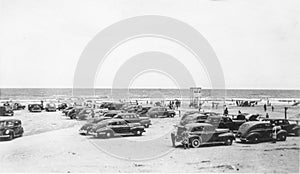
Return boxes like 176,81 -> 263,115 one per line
277,129 -> 288,135
246,132 -> 261,139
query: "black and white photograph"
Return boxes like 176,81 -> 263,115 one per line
0,0 -> 299,173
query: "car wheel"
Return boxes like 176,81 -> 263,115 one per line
8,132 -> 14,140
105,131 -> 114,138
250,136 -> 259,144
134,130 -> 143,136
277,134 -> 286,141
191,138 -> 201,148
154,114 -> 158,118
224,138 -> 233,145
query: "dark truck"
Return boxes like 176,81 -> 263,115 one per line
171,123 -> 235,148
145,107 -> 176,118
263,118 -> 300,136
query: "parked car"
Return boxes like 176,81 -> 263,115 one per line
179,113 -> 209,126
67,107 -> 84,119
100,102 -> 125,110
79,117 -> 110,135
263,118 -> 300,136
0,106 -> 14,116
113,113 -> 152,128
12,103 -> 26,110
235,121 -> 288,143
89,119 -> 145,138
136,105 -> 152,116
45,103 -> 57,112
146,107 -> 176,118
57,103 -> 68,111
0,119 -> 24,140
62,106 -> 74,116
28,104 -> 42,112
205,115 -> 246,131
77,108 -> 95,120
171,123 -> 235,148
103,110 -> 122,118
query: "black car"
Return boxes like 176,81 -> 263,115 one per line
171,123 -> 235,148
90,119 -> 145,138
57,103 -> 68,111
235,121 -> 288,143
113,113 -> 151,128
0,106 -> 14,116
79,117 -> 110,135
28,104 -> 42,112
205,115 -> 246,131
145,107 -> 176,118
0,119 -> 24,140
67,107 -> 84,119
12,103 -> 26,110
45,103 -> 57,112
62,106 -> 74,116
263,118 -> 300,136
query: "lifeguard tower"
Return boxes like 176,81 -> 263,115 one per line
189,87 -> 202,108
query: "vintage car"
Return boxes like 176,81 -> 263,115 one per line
28,104 -> 42,112
77,108 -> 95,120
136,105 -> 152,116
262,118 -> 300,136
171,123 -> 235,148
0,119 -> 24,140
103,110 -> 123,118
145,107 -> 176,118
0,106 -> 14,116
67,107 -> 85,119
179,113 -> 209,126
12,103 -> 26,110
113,113 -> 151,128
99,102 -> 125,110
205,115 -> 246,131
79,117 -> 110,135
89,119 -> 145,138
57,103 -> 68,111
235,121 -> 288,143
45,103 -> 57,112
62,106 -> 74,116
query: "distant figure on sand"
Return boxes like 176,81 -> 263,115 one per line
271,106 -> 274,112
263,104 -> 267,112
224,107 -> 228,116
266,113 -> 269,118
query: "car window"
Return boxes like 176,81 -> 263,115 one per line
192,126 -> 203,132
7,121 -> 14,127
205,125 -> 215,132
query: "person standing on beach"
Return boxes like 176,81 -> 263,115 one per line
263,104 -> 267,112
223,107 -> 228,116
271,105 -> 274,112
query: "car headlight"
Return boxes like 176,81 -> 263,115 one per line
5,130 -> 10,134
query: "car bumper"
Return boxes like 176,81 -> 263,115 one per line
0,135 -> 10,138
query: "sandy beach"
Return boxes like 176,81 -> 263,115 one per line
0,101 -> 299,173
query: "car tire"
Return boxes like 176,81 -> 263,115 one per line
191,138 -> 202,148
105,131 -> 114,138
8,132 -> 14,140
224,138 -> 233,145
134,130 -> 143,136
277,134 -> 286,141
250,136 -> 259,144
154,114 -> 158,118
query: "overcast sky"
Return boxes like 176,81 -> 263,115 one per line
1,0 -> 299,89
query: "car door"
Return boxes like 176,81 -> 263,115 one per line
203,125 -> 216,143
109,121 -> 122,134
119,120 -> 131,133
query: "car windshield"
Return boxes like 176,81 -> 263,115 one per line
0,121 -> 7,128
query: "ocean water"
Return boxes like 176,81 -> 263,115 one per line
0,88 -> 299,100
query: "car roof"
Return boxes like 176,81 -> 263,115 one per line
0,118 -> 21,122
185,123 -> 212,129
